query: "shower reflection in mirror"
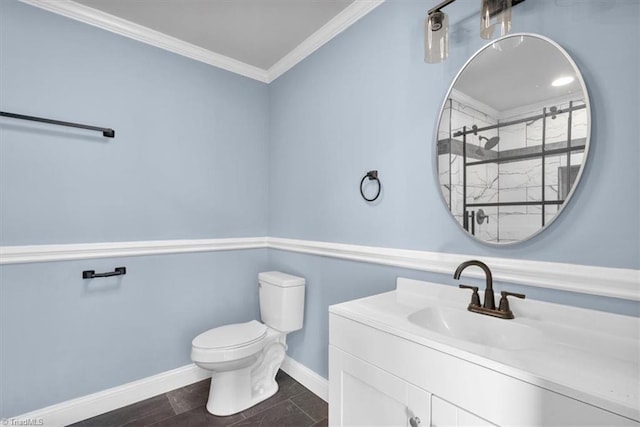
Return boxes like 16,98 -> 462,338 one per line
438,92 -> 588,243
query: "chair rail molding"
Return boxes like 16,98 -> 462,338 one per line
0,237 -> 268,264
1,236 -> 638,301
267,238 -> 639,302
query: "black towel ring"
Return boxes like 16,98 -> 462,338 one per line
360,170 -> 381,202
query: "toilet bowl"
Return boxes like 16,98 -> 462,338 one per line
191,271 -> 305,416
192,320 -> 286,416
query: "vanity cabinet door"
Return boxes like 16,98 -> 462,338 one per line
431,396 -> 495,427
329,345 -> 430,427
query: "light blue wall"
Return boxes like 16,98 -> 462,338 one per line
268,0 -> 639,270
269,250 -> 640,379
0,250 -> 267,416
1,0 -> 639,419
0,0 -> 269,245
268,0 -> 640,378
0,0 -> 269,417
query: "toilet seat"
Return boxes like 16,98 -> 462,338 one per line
192,320 -> 269,363
193,320 -> 267,350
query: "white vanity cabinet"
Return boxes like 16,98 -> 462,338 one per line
430,396 -> 494,427
329,346 -> 430,427
328,283 -> 639,427
330,344 -> 494,427
329,318 -> 496,427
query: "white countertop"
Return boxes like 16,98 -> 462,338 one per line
329,278 -> 640,422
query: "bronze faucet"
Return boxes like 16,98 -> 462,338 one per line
454,260 -> 525,319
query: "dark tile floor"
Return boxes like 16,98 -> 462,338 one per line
70,371 -> 327,427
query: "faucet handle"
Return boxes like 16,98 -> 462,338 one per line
498,291 -> 526,318
459,284 -> 481,307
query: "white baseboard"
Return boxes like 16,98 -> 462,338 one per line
10,357 -> 326,425
281,356 -> 329,402
11,364 -> 210,426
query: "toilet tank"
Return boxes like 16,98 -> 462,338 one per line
258,271 -> 305,332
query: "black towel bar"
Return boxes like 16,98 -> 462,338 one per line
1,111 -> 115,138
82,267 -> 126,279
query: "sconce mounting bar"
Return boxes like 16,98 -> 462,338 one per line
428,0 -> 456,15
427,0 -> 525,17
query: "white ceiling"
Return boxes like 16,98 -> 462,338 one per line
454,36 -> 584,113
22,0 -> 382,82
73,0 -> 354,70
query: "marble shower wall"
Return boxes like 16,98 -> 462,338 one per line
497,99 -> 587,243
438,97 -> 588,243
439,99 -> 499,241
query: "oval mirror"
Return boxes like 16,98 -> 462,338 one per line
436,33 -> 590,244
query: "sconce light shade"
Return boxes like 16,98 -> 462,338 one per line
425,10 -> 449,63
480,0 -> 512,40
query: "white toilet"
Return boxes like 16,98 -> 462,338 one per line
191,271 -> 305,416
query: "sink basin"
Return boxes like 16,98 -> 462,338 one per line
408,306 -> 545,351
331,278 -> 640,421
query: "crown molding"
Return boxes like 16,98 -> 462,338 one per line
18,0 -> 384,84
266,0 -> 385,83
18,0 -> 270,82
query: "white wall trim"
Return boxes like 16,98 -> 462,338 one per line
18,0 -> 270,82
281,356 -> 328,402
266,0 -> 385,83
10,357 -> 324,425
1,237 -> 638,301
268,237 -> 640,302
0,237 -> 268,264
18,0 -> 383,84
11,364 -> 210,426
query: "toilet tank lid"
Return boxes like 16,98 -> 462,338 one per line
258,271 -> 305,287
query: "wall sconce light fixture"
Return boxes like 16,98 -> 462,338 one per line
425,0 -> 524,64
424,9 -> 449,63
481,0 -> 513,39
